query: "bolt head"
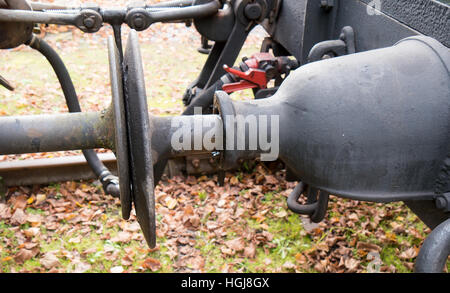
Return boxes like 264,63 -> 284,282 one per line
133,14 -> 144,29
244,3 -> 262,20
83,16 -> 95,28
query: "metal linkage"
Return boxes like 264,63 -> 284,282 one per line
0,0 -> 221,33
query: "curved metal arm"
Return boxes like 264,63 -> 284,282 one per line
415,217 -> 450,273
287,182 -> 330,223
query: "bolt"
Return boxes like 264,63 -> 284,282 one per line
244,3 -> 262,20
133,14 -> 144,29
83,16 -> 95,28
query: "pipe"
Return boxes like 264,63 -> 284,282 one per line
0,8 -> 77,25
415,218 -> 450,273
26,35 -> 119,197
0,111 -> 112,154
150,0 -> 220,23
148,0 -> 194,8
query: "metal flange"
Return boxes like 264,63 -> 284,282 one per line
123,30 -> 156,248
107,30 -> 156,248
107,36 -> 132,220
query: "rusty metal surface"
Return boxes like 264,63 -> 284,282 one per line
0,0 -> 33,49
0,110 -> 114,155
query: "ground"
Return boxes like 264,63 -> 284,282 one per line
0,0 -> 448,273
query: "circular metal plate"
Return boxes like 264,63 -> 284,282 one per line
123,30 -> 156,248
107,37 -> 132,220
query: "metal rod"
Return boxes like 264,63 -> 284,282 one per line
147,0 -> 194,8
0,111 -> 113,155
29,2 -> 70,11
149,0 -> 220,23
0,0 -> 220,26
0,9 -> 78,25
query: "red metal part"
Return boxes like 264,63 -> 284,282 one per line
222,64 -> 268,93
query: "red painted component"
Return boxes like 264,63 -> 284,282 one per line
222,64 -> 268,93
245,52 -> 275,68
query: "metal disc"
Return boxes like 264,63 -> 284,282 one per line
123,30 -> 156,248
107,36 -> 132,220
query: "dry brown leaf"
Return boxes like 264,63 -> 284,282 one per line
274,209 -> 287,218
344,258 -> 360,272
399,247 -> 418,260
356,242 -> 382,252
14,248 -> 37,264
225,238 -> 245,252
23,227 -> 40,238
243,243 -> 256,259
10,208 -> 27,225
264,175 -> 278,185
35,193 -> 46,205
142,258 -> 161,272
40,252 -> 60,270
111,231 -> 132,243
121,255 -> 134,267
165,197 -> 178,210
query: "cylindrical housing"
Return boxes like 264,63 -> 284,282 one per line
216,36 -> 450,202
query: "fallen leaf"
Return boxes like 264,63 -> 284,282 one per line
10,208 -> 27,225
243,243 -> 256,259
14,249 -> 37,264
399,247 -> 418,260
165,197 -> 177,210
24,227 -> 40,238
225,238 -> 245,252
111,231 -> 132,243
142,258 -> 161,272
73,261 -> 91,273
35,193 -> 46,205
344,258 -> 360,272
121,255 -> 134,266
40,253 -> 60,270
274,210 -> 287,218
356,242 -> 381,252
